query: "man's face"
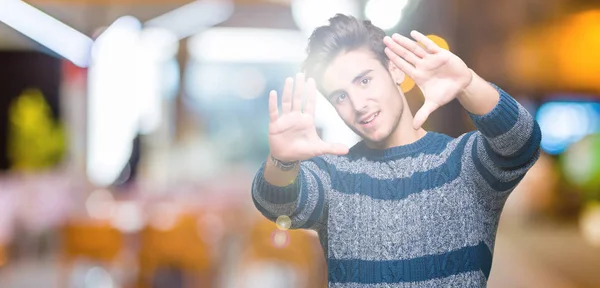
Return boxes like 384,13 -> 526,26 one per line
321,48 -> 405,147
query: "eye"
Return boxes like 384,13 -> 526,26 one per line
360,78 -> 371,86
336,93 -> 347,103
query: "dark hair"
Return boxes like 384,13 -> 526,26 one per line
302,14 -> 389,90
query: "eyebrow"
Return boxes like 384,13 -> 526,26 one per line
326,69 -> 373,100
352,69 -> 373,84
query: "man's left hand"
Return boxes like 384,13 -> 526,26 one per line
383,30 -> 473,130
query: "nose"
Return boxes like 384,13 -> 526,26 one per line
350,94 -> 368,114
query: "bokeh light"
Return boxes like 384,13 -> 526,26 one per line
580,202 -> 600,247
399,34 -> 448,94
271,230 -> 290,248
400,76 -> 416,93
561,134 -> 600,193
426,34 -> 450,51
537,101 -> 600,155
149,202 -> 181,231
110,201 -> 144,233
85,189 -> 115,220
84,266 -> 115,288
276,215 -> 291,231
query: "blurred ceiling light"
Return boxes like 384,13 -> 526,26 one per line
365,0 -> 408,30
89,17 -> 180,187
145,0 -> 234,40
138,27 -> 179,61
91,16 -> 142,60
0,0 -> 93,67
134,27 -> 179,135
188,28 -> 306,63
291,0 -> 360,36
87,16 -> 142,187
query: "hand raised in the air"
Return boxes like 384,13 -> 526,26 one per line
384,31 -> 473,130
268,73 -> 349,162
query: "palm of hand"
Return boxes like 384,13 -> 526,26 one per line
384,30 -> 473,129
267,75 -> 349,162
269,112 -> 322,161
413,50 -> 471,109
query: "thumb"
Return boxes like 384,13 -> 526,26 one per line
413,100 -> 439,130
319,142 -> 349,156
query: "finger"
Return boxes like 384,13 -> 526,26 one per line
413,100 -> 439,130
391,33 -> 428,58
292,73 -> 305,112
268,90 -> 279,123
281,77 -> 294,113
304,78 -> 317,115
384,47 -> 417,78
319,142 -> 349,156
384,36 -> 420,65
410,30 -> 441,53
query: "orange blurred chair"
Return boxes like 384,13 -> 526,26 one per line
235,216 -> 327,288
137,212 -> 215,288
0,244 -> 7,268
59,220 -> 125,287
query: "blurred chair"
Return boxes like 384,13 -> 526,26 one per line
137,212 -> 214,288
0,244 -> 7,268
59,220 -> 125,287
235,216 -> 327,288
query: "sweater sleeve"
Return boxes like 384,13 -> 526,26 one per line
251,156 -> 332,230
465,83 -> 542,193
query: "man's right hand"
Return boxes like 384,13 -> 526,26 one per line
268,73 -> 349,162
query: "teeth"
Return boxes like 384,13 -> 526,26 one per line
362,112 -> 378,124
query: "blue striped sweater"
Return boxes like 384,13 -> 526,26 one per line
251,84 -> 541,287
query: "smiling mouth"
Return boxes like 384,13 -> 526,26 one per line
360,112 -> 380,124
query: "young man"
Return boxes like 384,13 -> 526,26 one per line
251,14 -> 541,287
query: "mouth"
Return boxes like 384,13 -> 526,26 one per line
359,112 -> 380,125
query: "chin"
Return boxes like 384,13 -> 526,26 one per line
361,131 -> 392,147
366,135 -> 388,144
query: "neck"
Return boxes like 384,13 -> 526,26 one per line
372,123 -> 427,150
388,125 -> 428,148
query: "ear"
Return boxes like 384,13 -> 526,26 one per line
388,60 -> 405,85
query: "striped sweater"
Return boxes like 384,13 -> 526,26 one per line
251,84 -> 541,287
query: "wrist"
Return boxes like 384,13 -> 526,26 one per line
270,154 -> 299,171
457,69 -> 476,101
457,70 -> 500,116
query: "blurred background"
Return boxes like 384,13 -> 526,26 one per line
0,0 -> 599,287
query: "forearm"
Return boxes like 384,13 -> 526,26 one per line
463,82 -> 541,193
252,157 -> 331,230
457,70 -> 541,159
457,70 -> 500,116
466,81 -> 541,178
263,154 -> 300,187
